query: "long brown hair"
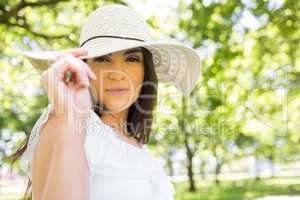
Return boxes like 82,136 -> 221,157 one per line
6,46 -> 157,200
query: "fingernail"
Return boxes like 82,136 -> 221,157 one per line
92,73 -> 96,80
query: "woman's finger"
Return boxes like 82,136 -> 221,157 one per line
59,54 -> 90,88
64,48 -> 88,57
57,51 -> 95,81
81,62 -> 96,80
67,55 -> 96,81
57,49 -> 88,60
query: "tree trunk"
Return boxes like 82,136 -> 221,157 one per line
268,153 -> 275,178
255,156 -> 261,181
166,153 -> 174,177
185,140 -> 196,192
214,158 -> 224,185
199,159 -> 206,180
179,95 -> 196,192
212,147 -> 224,185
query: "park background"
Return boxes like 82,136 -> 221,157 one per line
0,0 -> 300,199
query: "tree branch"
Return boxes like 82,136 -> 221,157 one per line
23,0 -> 69,8
3,0 -> 69,20
0,0 -> 76,43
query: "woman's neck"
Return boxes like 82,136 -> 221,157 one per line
100,109 -> 129,137
100,109 -> 143,148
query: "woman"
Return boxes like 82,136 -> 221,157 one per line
15,3 -> 200,200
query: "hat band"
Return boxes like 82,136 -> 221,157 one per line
80,35 -> 145,47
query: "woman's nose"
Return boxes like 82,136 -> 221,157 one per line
107,70 -> 126,81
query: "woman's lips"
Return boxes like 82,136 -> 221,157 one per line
106,89 -> 129,96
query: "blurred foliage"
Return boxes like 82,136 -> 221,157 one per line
154,0 -> 300,191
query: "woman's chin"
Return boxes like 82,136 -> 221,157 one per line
104,101 -> 132,113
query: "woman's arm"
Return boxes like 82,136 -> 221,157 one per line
32,112 -> 89,200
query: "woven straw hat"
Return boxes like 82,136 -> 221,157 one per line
22,4 -> 200,95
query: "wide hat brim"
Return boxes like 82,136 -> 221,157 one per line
22,37 -> 201,95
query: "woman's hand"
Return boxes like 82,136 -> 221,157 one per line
41,49 -> 96,122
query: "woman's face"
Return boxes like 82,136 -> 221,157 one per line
87,47 -> 144,113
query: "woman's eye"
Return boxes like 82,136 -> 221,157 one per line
94,56 -> 110,63
126,56 -> 141,62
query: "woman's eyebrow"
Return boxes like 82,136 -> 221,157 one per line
124,47 -> 143,55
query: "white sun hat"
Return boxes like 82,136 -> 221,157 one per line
22,4 -> 201,95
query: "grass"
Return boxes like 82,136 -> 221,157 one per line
0,193 -> 23,200
1,177 -> 300,200
174,176 -> 300,200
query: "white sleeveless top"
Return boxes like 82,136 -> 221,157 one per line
23,104 -> 175,200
